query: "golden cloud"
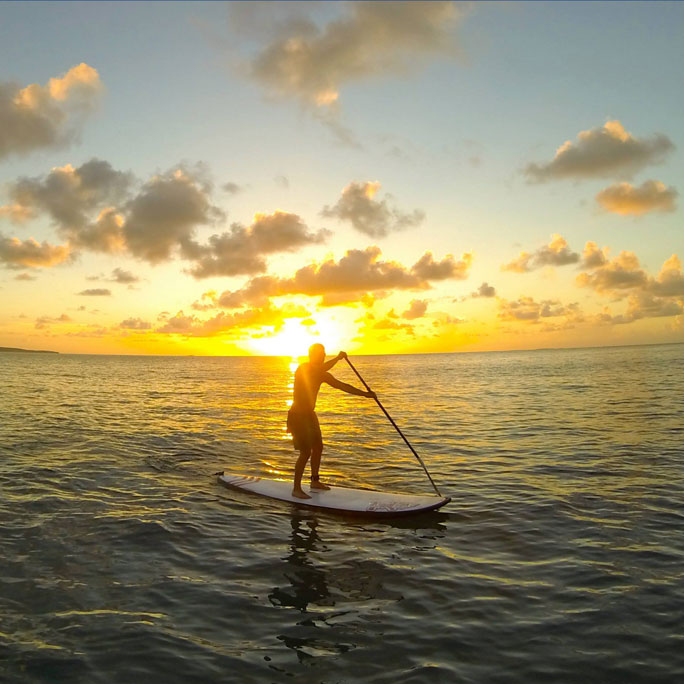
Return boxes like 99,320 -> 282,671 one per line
218,246 -> 472,308
402,299 -> 428,320
596,180 -> 677,216
155,303 -> 310,337
0,235 -> 71,268
576,250 -> 648,294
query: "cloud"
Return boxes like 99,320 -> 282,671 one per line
502,234 -> 579,273
274,175 -> 289,189
373,317 -> 415,335
576,251 -> 648,294
524,121 -> 674,182
185,210 -> 330,278
217,246 -> 472,308
3,162 -> 220,262
354,310 -> 416,338
236,1 -> 465,108
318,290 -> 372,307
648,254 -> 684,297
596,180 -> 678,216
412,251 -> 471,280
78,288 -> 111,296
124,167 -> 224,263
2,159 -> 336,276
498,296 -> 581,323
580,241 -> 609,269
14,272 -> 36,281
109,267 -> 140,284
120,317 -> 151,330
321,181 -> 424,237
191,290 -> 219,311
222,182 -> 242,194
471,281 -> 496,297
35,313 -> 71,329
155,303 -> 310,337
0,203 -> 34,223
500,252 -> 532,274
596,292 -> 683,325
0,234 -> 71,268
402,299 -> 428,319
579,251 -> 684,305
0,63 -> 102,160
1,159 -> 133,251
88,267 -> 140,284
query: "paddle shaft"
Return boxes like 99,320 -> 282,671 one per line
344,357 -> 442,497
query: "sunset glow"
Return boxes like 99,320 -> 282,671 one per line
0,2 -> 682,355
246,315 -> 346,358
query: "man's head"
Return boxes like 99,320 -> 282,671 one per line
308,343 -> 326,365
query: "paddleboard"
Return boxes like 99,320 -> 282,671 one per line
217,472 -> 450,517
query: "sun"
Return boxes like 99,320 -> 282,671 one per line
247,316 -> 346,357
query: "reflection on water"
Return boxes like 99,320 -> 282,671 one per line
1,344 -> 683,682
270,513 -> 329,613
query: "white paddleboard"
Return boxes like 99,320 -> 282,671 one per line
217,472 -> 450,517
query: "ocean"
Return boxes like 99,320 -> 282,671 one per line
1,344 -> 683,683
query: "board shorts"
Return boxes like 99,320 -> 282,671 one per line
287,409 -> 322,452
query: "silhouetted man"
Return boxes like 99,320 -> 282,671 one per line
287,343 -> 375,499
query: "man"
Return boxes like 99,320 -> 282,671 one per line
287,343 -> 375,499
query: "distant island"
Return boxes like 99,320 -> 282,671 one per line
0,347 -> 59,354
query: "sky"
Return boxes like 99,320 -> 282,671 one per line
0,1 -> 682,356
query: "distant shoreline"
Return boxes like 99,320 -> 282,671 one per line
0,347 -> 59,354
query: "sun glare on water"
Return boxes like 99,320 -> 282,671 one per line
247,316 -> 345,358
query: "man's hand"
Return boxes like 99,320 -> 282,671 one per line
366,390 -> 377,400
337,351 -> 347,360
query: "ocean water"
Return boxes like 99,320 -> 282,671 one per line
1,344 -> 683,683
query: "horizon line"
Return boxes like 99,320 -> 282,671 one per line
5,340 -> 682,358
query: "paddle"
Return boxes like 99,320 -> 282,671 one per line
344,356 -> 443,498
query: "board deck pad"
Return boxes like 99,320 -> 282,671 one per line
218,472 -> 450,516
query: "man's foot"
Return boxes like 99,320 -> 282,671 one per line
310,480 -> 331,491
292,488 -> 312,500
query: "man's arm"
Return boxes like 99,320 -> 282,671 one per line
322,350 -> 347,372
323,372 -> 375,398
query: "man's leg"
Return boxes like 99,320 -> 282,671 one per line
292,447 -> 312,499
309,443 -> 330,490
